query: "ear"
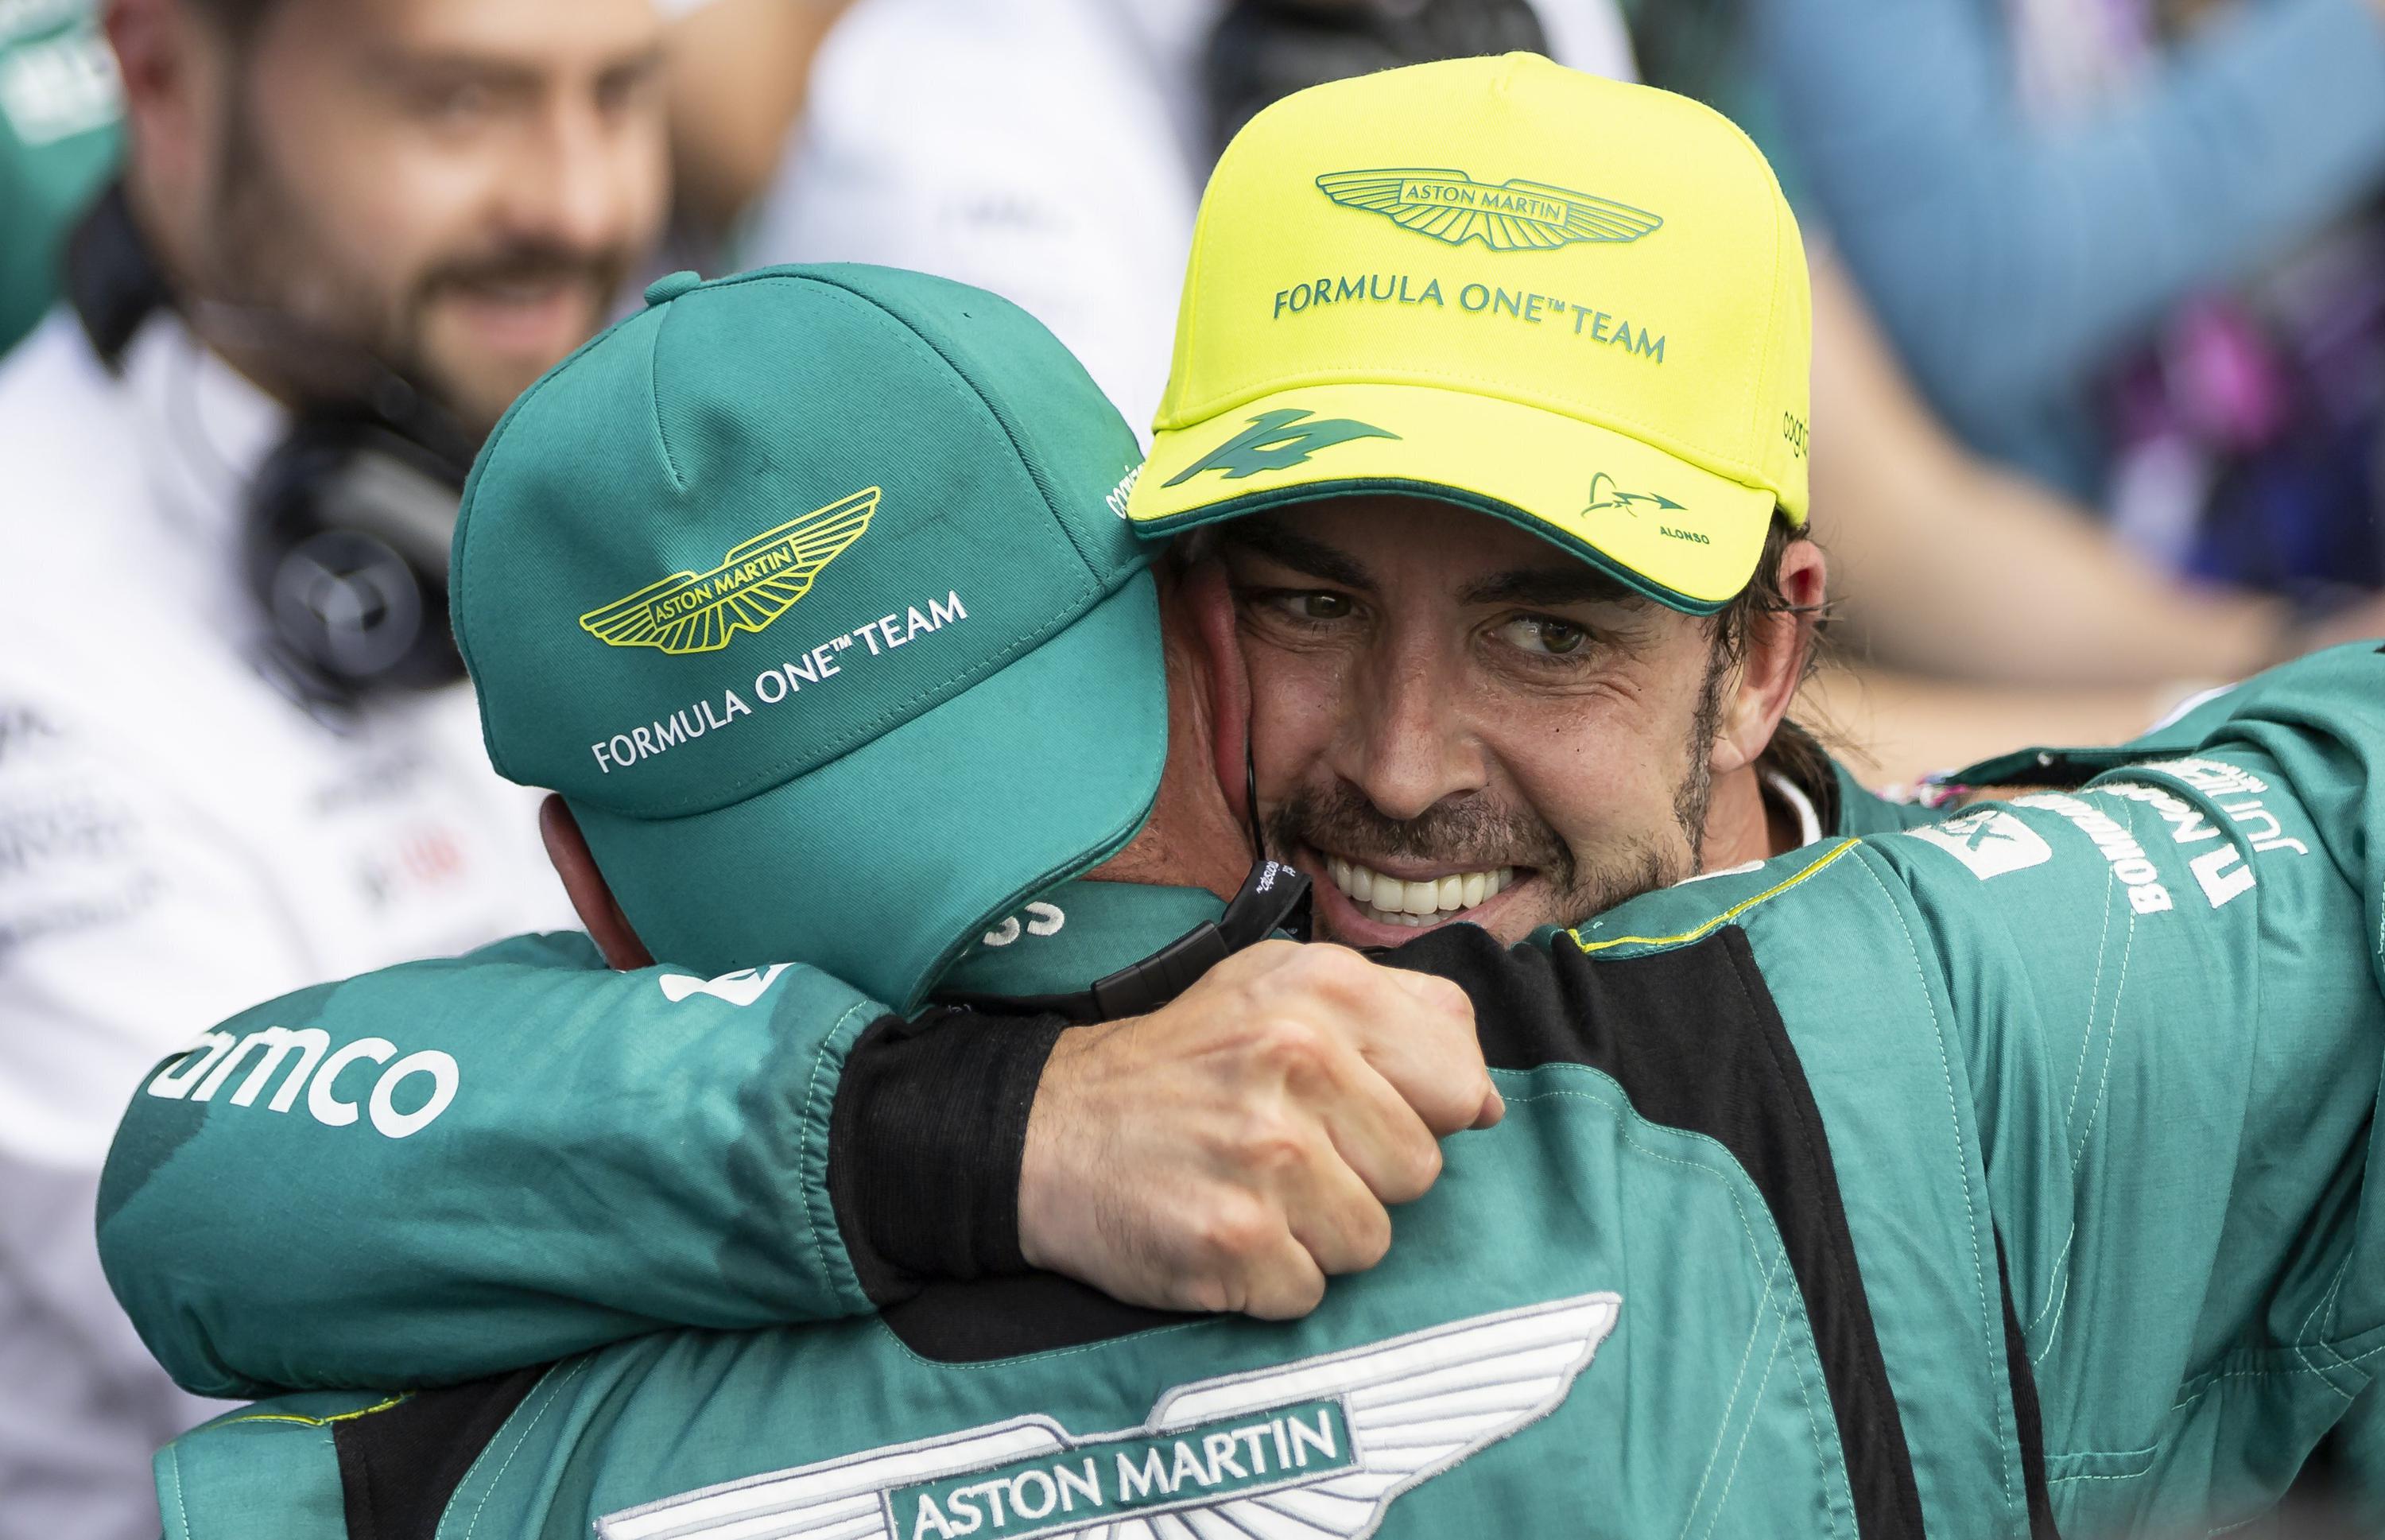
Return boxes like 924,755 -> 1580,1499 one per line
538,794 -> 655,971
1179,551 -> 1255,825
1710,538 -> 1827,777
107,0 -> 221,219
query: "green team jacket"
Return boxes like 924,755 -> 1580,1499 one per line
99,646 -> 2385,1538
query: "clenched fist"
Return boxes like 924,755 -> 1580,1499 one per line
1017,940 -> 1499,1320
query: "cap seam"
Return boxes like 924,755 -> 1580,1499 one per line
1739,126 -> 1787,483
797,269 -> 1107,589
646,302 -> 688,492
1161,369 -> 1771,491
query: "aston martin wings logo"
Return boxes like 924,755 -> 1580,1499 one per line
597,1294 -> 1619,1540
579,487 -> 878,655
1317,169 -> 1662,250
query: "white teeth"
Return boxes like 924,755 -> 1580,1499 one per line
1325,856 -> 1522,928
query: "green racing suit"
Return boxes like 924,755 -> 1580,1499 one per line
97,645 -> 2385,1538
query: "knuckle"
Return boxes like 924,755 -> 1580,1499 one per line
1421,974 -> 1475,1021
1408,1135 -> 1445,1190
1231,1112 -> 1309,1177
1254,1271 -> 1327,1321
1295,945 -> 1375,995
1175,1275 -> 1234,1316
1353,1206 -> 1393,1270
1382,1135 -> 1442,1201
1192,1197 -> 1277,1265
1250,1014 -> 1332,1077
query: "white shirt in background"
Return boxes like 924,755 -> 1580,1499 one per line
0,309 -> 573,1540
747,0 -> 1636,433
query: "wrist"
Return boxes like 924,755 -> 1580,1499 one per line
1017,1022 -> 1118,1274
826,1008 -> 1070,1301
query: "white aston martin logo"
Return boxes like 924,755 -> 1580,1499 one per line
597,1294 -> 1621,1540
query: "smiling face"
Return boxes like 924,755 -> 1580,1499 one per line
1218,495 -> 1745,947
149,0 -> 669,434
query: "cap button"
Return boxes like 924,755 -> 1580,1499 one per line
643,270 -> 702,306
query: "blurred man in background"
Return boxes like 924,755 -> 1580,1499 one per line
0,0 -> 668,1531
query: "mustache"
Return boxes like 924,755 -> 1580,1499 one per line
417,242 -> 630,306
1268,783 -> 1573,881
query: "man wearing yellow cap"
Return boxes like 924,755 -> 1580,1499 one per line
105,53 -> 1922,1362
1128,52 -> 1871,948
117,249 -> 2385,1540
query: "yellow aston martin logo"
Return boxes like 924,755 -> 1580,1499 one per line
1316,169 -> 1662,250
579,487 -> 877,655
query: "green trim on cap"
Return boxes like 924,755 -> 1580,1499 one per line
1136,478 -> 1743,616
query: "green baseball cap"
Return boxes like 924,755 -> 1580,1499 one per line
452,265 -> 1163,1011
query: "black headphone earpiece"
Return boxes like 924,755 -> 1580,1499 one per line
68,182 -> 471,701
244,414 -> 470,693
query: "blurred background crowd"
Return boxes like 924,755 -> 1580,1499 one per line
2,0 -> 2382,1534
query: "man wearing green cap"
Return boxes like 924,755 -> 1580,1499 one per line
104,248 -> 2385,1538
99,59 -> 2385,1535
96,55 -> 1927,1357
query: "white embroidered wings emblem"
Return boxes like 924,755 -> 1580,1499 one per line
598,1294 -> 1621,1540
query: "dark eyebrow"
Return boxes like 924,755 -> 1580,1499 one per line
1459,564 -> 1646,610
1218,519 -> 1374,592
370,50 -> 544,95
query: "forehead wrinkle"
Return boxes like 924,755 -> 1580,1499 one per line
1220,519 -> 1375,592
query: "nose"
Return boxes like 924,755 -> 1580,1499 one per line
511,97 -> 643,256
1333,642 -> 1489,823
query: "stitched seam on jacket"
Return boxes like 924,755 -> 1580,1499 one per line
1716,947 -> 1868,1531
1503,1081 -> 1845,1535
797,999 -> 884,1314
2061,871 -> 2118,1139
2294,1251 -> 2360,1386
1701,1299 -> 1792,1540
1848,851 -> 2011,1511
1679,1255 -> 1781,1534
167,1442 -> 191,1540
452,1358 -> 591,1540
2067,905 -> 2136,1179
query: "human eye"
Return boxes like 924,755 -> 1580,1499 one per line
410,76 -> 494,128
1247,588 -> 1358,628
1493,613 -> 1593,658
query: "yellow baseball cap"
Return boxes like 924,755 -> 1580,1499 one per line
1127,53 -> 1811,613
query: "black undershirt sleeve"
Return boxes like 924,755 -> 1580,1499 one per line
824,1007 -> 1070,1305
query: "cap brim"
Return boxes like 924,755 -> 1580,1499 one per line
1130,383 -> 1777,613
572,572 -> 1167,1012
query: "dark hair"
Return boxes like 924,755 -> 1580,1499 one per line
1716,514 -> 1837,795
